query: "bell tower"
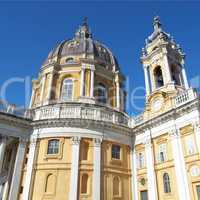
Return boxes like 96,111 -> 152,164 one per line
141,16 -> 189,100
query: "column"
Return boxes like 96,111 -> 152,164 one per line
115,73 -> 120,110
8,140 -> 27,200
0,136 -> 7,172
2,145 -> 16,200
194,123 -> 200,153
80,65 -> 85,97
163,54 -> 172,84
131,148 -> 139,200
144,66 -> 150,96
0,136 -> 7,199
29,88 -> 35,109
93,138 -> 102,200
169,128 -> 191,200
40,74 -> 46,105
47,72 -> 54,102
22,136 -> 37,200
69,136 -> 81,200
90,67 -> 95,98
144,131 -> 158,200
181,67 -> 189,89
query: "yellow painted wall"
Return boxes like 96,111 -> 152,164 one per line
101,141 -> 132,200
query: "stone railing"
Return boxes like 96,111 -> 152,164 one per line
0,100 -> 32,119
132,88 -> 198,126
33,103 -> 130,127
174,88 -> 198,107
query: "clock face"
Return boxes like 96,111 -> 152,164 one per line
152,98 -> 163,112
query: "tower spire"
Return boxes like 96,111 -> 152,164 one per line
82,16 -> 88,26
153,16 -> 162,31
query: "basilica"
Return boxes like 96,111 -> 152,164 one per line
0,17 -> 199,200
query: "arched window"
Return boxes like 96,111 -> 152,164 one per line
65,57 -> 74,64
81,174 -> 89,194
171,65 -> 181,86
96,83 -> 107,104
113,176 -> 121,196
163,173 -> 171,193
47,139 -> 59,155
154,66 -> 164,88
61,79 -> 73,101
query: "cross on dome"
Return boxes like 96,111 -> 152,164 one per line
75,17 -> 92,39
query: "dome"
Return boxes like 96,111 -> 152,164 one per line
43,21 -> 119,70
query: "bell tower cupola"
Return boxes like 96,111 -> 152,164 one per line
141,16 -> 189,100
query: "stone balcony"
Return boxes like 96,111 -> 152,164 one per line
0,100 -> 28,119
132,88 -> 199,126
32,102 -> 130,127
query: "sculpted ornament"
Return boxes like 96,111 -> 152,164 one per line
169,128 -> 180,139
190,165 -> 200,177
194,121 -> 200,133
93,138 -> 103,147
143,136 -> 152,147
71,136 -> 81,145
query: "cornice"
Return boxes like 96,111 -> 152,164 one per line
132,98 -> 200,134
0,112 -> 32,130
31,118 -> 132,136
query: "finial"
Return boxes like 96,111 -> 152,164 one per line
153,16 -> 162,31
82,17 -> 88,26
75,17 -> 92,39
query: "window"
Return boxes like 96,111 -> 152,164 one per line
163,173 -> 171,193
157,143 -> 167,163
61,79 -> 73,101
96,83 -> 107,104
171,65 -> 181,86
196,185 -> 200,200
81,174 -> 88,194
137,152 -> 145,169
140,190 -> 148,200
185,135 -> 196,155
112,145 -> 121,160
47,139 -> 59,155
113,176 -> 121,197
65,57 -> 74,64
154,66 -> 164,88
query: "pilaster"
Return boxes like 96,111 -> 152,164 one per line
40,74 -> 46,106
69,136 -> 81,200
0,136 -> 7,172
8,140 -> 27,200
131,148 -> 139,200
144,131 -> 158,200
93,138 -> 102,200
144,66 -> 150,97
22,135 -> 38,200
169,128 -> 191,200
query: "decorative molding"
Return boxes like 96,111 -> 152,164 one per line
93,138 -> 102,147
169,128 -> 180,139
71,136 -> 81,145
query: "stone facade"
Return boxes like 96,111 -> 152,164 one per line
0,17 -> 199,200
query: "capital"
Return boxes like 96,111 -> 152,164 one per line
71,136 -> 81,145
93,138 -> 102,147
143,136 -> 152,148
169,128 -> 180,139
0,135 -> 8,144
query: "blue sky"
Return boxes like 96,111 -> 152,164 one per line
0,2 -> 199,115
